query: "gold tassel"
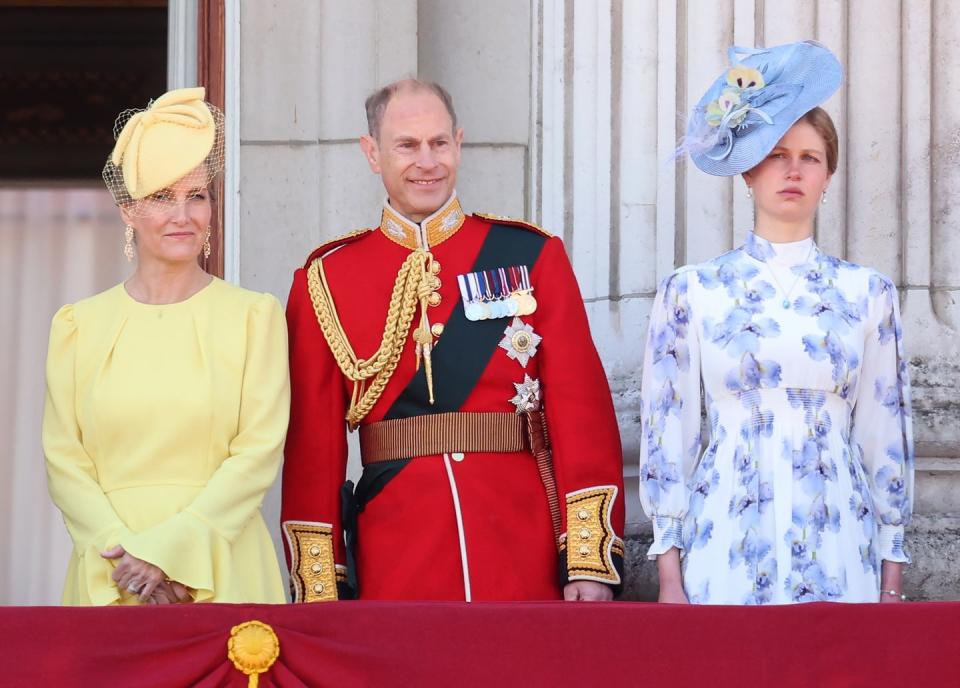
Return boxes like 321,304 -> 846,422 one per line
423,345 -> 435,405
413,325 -> 435,404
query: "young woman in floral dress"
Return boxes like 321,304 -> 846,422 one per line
639,41 -> 913,604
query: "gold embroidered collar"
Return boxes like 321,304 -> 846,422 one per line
379,193 -> 466,250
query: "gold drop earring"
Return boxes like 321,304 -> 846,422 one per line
124,225 -> 135,262
203,227 -> 212,259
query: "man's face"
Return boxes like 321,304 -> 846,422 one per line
360,89 -> 463,222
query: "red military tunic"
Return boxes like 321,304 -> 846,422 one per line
282,194 -> 624,601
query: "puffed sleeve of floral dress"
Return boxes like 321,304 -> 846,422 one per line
638,268 -> 703,559
851,274 -> 914,562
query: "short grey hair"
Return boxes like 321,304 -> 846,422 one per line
364,79 -> 458,140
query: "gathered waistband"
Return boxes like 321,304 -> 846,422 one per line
711,387 -> 853,428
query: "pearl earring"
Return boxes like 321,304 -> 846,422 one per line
746,187 -> 753,199
821,190 -> 828,205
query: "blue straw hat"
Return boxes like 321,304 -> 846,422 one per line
682,41 -> 843,176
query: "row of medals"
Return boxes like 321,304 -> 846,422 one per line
464,290 -> 538,321
458,266 -> 538,321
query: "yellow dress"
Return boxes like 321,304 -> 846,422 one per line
42,278 -> 290,605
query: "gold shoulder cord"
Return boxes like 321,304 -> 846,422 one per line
306,249 -> 441,429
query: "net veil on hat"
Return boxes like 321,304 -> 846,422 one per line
103,87 -> 224,217
679,40 -> 842,176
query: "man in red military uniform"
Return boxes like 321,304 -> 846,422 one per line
281,79 -> 624,602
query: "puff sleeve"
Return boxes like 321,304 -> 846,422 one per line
638,269 -> 703,559
43,305 -> 131,605
850,274 -> 914,563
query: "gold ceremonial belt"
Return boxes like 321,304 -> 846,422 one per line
359,411 -> 546,465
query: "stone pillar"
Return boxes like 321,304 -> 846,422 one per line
419,0 -> 532,217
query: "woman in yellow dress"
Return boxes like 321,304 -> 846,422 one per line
42,87 -> 289,605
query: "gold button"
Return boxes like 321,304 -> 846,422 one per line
577,509 -> 589,521
579,528 -> 591,540
311,563 -> 323,574
309,545 -> 321,556
428,292 -> 442,307
431,261 -> 441,275
313,583 -> 325,594
431,323 -> 445,337
578,545 -> 590,557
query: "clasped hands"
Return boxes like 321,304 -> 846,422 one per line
101,545 -> 192,604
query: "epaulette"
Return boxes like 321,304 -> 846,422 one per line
303,228 -> 373,268
474,212 -> 553,238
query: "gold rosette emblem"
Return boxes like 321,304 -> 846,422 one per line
227,620 -> 280,687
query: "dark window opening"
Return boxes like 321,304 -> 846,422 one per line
0,2 -> 168,181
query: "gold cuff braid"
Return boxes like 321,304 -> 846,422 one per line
306,249 -> 440,429
564,486 -> 622,585
283,521 -> 338,602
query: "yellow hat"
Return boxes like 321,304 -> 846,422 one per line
103,87 -> 224,212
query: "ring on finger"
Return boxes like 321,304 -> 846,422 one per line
127,580 -> 144,594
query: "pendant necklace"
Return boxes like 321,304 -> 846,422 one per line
765,241 -> 814,309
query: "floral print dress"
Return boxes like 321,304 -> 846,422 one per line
638,233 -> 913,604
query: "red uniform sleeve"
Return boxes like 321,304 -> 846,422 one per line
533,237 -> 626,586
281,267 -> 350,601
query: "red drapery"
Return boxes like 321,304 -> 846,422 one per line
3,601 -> 958,687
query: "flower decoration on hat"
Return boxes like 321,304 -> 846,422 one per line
704,67 -> 766,129
102,86 -> 225,217
686,63 -> 799,164
727,66 -> 765,90
678,41 -> 843,176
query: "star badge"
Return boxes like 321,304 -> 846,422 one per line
499,317 -> 542,368
509,374 -> 541,413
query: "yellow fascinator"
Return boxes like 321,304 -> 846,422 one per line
102,87 -> 224,216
